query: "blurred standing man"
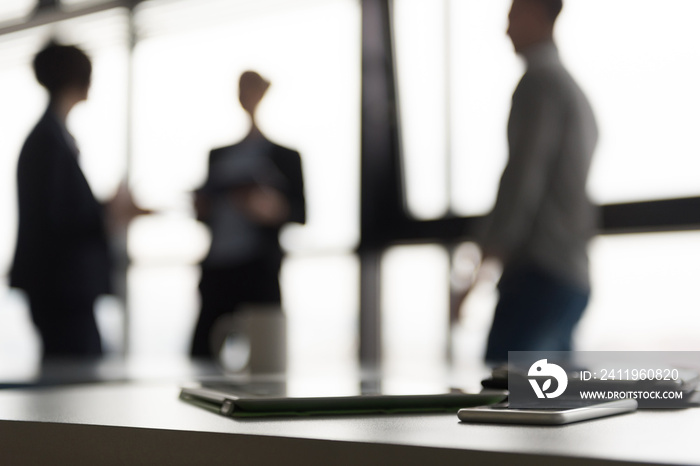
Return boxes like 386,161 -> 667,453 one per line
190,71 -> 305,358
458,0 -> 598,362
11,42 -> 145,358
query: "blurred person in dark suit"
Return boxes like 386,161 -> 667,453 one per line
10,42 -> 145,358
190,71 -> 305,358
453,0 -> 598,362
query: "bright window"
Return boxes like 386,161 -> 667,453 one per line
396,0 -> 700,218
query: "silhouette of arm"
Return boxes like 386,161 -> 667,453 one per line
285,150 -> 306,225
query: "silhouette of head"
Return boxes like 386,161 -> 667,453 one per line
33,41 -> 92,102
238,70 -> 270,118
507,0 -> 562,54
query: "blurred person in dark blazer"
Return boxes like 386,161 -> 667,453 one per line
10,42 -> 144,358
453,0 -> 598,362
190,71 -> 305,358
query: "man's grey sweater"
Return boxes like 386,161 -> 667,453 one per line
481,40 -> 598,290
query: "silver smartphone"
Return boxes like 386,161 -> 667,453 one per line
458,399 -> 638,425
